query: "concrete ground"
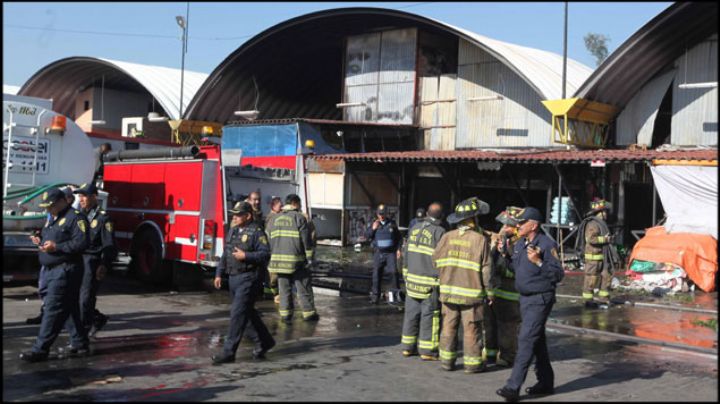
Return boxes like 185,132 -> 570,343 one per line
3,271 -> 717,402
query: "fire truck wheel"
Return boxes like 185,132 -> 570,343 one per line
131,228 -> 167,285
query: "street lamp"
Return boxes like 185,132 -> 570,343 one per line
176,3 -> 189,118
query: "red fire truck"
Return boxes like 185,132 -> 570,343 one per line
103,145 -> 226,285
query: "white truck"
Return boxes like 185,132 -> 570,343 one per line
3,97 -> 97,281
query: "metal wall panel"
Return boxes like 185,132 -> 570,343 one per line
343,29 -> 417,124
419,74 -> 456,150
456,40 -> 552,148
671,35 -> 718,146
616,69 -> 676,145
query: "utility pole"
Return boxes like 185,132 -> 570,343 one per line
176,2 -> 189,118
562,2 -> 568,99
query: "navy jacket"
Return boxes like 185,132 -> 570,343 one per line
510,232 -> 564,295
38,205 -> 90,268
216,222 -> 270,278
365,218 -> 401,253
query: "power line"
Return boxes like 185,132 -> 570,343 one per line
3,24 -> 253,41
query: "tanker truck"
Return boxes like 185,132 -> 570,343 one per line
3,98 -> 97,282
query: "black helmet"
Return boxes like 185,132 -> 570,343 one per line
447,197 -> 489,224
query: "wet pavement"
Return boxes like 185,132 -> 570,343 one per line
3,267 -> 718,402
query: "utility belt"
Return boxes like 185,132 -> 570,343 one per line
43,256 -> 82,269
228,265 -> 258,276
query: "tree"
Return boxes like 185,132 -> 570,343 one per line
584,33 -> 611,67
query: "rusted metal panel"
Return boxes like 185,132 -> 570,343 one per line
305,158 -> 345,173
456,40 -> 553,148
671,35 -> 718,146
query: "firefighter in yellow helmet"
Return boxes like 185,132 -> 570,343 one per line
433,196 -> 494,373
576,198 -> 619,306
483,206 -> 523,368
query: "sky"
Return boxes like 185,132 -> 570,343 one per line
3,1 -> 673,87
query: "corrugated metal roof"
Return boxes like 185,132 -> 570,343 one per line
185,7 -> 593,122
225,117 -> 417,129
574,2 -> 718,108
311,148 -> 718,163
18,57 -> 208,120
446,23 -> 592,100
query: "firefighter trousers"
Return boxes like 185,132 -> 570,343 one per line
277,266 -> 317,320
401,287 -> 440,356
582,260 -> 611,300
439,302 -> 484,370
482,297 -> 521,365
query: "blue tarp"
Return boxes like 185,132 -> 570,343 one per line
222,124 -> 298,157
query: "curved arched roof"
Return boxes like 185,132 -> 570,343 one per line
185,7 -> 592,122
19,57 -> 208,120
574,2 -> 718,108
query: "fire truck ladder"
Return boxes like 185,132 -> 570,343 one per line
3,109 -> 48,198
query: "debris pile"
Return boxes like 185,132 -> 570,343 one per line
621,259 -> 693,296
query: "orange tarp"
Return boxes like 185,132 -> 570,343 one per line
628,226 -> 718,292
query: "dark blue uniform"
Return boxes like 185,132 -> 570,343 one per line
505,232 -> 564,392
216,222 -> 275,358
77,205 -> 116,331
365,219 -> 402,301
33,206 -> 90,353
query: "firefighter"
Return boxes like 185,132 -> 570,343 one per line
577,198 -> 619,306
20,188 -> 90,362
365,204 -> 402,305
483,206 -> 523,368
212,201 -> 275,364
497,207 -> 564,402
71,182 -> 117,337
400,202 -> 446,360
264,196 -> 283,302
433,196 -> 494,373
267,194 -> 318,324
407,207 -> 426,231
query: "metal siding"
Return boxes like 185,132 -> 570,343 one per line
671,36 -> 718,146
456,41 -> 551,148
344,29 -> 416,124
616,69 -> 676,146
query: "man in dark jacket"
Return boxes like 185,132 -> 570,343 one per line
497,207 -> 564,401
365,204 -> 402,304
20,188 -> 90,362
212,201 -> 275,364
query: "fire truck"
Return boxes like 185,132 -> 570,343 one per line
102,145 -> 227,285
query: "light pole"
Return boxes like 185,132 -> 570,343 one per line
176,2 -> 189,118
562,1 -> 568,99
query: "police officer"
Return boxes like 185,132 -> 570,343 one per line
365,204 -> 402,304
433,197 -> 494,373
483,206 -> 523,368
497,207 -> 564,402
400,202 -> 446,360
407,207 -> 426,231
576,198 -> 618,306
212,201 -> 276,364
267,194 -> 318,324
71,182 -> 116,337
20,188 -> 90,362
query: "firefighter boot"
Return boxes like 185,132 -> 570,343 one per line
441,361 -> 455,371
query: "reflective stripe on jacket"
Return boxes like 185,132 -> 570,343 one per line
267,207 -> 312,274
402,217 -> 446,299
432,226 -> 493,305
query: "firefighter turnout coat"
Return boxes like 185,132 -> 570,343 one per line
433,225 -> 494,305
402,217 -> 447,299
267,205 -> 313,275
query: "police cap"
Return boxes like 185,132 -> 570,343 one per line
74,182 -> 98,195
516,206 -> 544,223
229,201 -> 253,216
38,188 -> 65,208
